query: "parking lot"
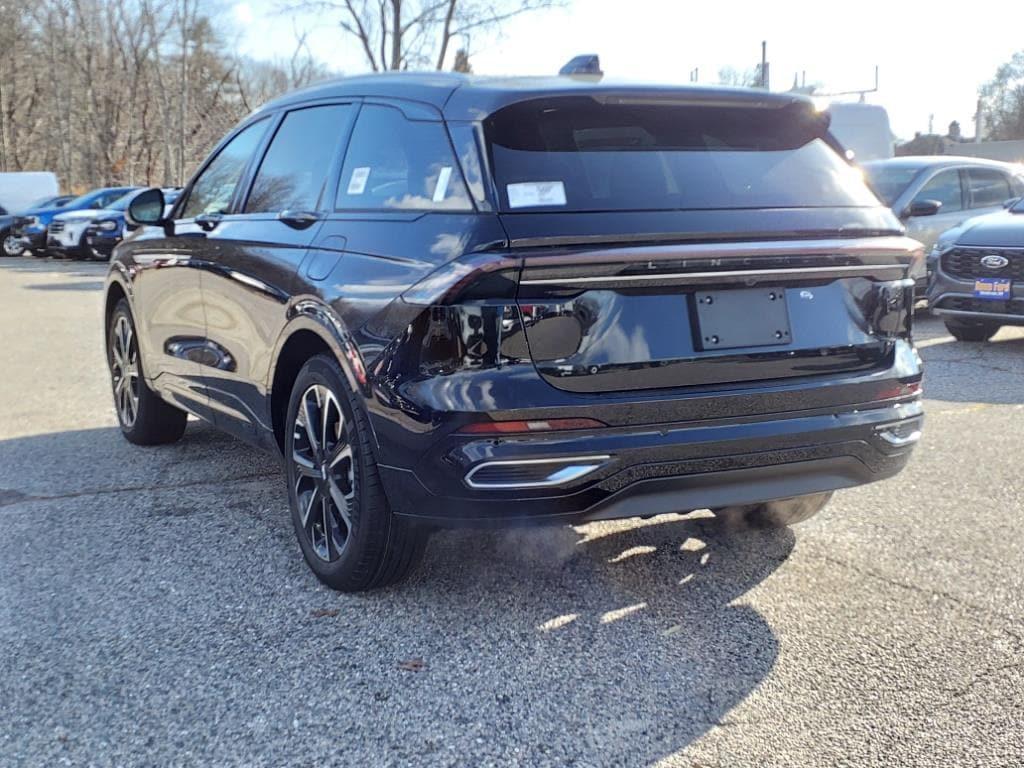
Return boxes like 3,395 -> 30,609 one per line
1,257 -> 1022,767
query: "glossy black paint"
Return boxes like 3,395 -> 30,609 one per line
106,73 -> 924,525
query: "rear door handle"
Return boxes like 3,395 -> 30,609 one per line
279,210 -> 322,229
195,212 -> 223,232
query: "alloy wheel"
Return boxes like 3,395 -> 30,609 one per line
3,235 -> 25,256
291,384 -> 356,562
110,315 -> 140,428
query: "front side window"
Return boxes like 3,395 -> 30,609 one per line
966,168 -> 1012,209
485,97 -> 879,212
246,105 -> 351,213
181,119 -> 270,219
913,169 -> 962,213
336,105 -> 472,211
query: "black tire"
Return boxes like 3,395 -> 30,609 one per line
285,354 -> 427,591
107,299 -> 188,445
716,491 -> 833,529
944,318 -> 1000,342
3,234 -> 26,257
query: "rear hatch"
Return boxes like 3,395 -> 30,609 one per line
483,94 -> 918,393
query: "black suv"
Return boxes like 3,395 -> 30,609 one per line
106,74 -> 924,591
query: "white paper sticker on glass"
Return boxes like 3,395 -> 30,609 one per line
433,166 -> 453,202
347,166 -> 371,195
506,181 -> 567,209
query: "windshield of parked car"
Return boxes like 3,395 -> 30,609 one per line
25,195 -> 64,211
107,193 -> 138,211
485,97 -> 879,212
862,164 -> 923,206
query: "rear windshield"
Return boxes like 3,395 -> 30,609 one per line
485,97 -> 880,212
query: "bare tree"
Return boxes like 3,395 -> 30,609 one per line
286,0 -> 558,72
979,51 -> 1024,141
0,0 -> 335,189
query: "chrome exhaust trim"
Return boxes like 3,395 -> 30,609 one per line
464,455 -> 611,490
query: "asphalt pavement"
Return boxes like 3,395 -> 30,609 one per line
1,257 -> 1022,767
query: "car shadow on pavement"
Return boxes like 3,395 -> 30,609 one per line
1,424 -> 791,765
408,517 -> 793,761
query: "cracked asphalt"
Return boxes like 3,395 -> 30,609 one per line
1,258 -> 1022,767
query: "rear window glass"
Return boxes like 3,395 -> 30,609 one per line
336,105 -> 472,211
485,98 -> 879,212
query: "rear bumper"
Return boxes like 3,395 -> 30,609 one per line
14,231 -> 45,250
380,400 -> 923,526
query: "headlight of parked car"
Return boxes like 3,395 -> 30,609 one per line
24,216 -> 40,227
97,220 -> 119,232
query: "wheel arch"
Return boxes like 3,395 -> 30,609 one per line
103,274 -> 131,334
267,300 -> 372,455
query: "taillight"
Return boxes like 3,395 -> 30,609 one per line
458,418 -> 606,435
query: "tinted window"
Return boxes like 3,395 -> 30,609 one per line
336,105 -> 472,211
485,98 -> 878,212
966,168 -> 1012,209
913,170 -> 962,213
182,119 -> 270,218
862,164 -> 923,206
246,105 -> 351,213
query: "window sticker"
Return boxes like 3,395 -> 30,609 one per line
433,166 -> 453,203
507,181 -> 567,208
347,166 -> 371,195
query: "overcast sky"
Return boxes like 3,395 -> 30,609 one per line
231,0 -> 1022,141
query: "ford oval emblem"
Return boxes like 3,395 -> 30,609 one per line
981,253 -> 1009,269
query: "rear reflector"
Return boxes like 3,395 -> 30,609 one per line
458,418 -> 606,435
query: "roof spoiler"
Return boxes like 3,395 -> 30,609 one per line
559,55 -> 603,81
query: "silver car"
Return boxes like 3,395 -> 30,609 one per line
862,156 -> 1024,293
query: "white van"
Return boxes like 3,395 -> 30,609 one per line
0,172 -> 60,213
827,103 -> 894,163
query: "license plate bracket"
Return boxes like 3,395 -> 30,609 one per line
973,277 -> 1012,300
694,288 -> 792,351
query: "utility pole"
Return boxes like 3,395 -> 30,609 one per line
760,41 -> 769,89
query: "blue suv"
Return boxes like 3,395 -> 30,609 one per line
7,187 -> 135,257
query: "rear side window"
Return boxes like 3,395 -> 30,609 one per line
485,97 -> 879,212
181,118 -> 270,219
246,105 -> 351,213
336,105 -> 472,211
966,168 -> 1012,209
913,169 -> 962,212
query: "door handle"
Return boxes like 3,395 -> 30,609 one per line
195,212 -> 223,232
279,210 -> 322,229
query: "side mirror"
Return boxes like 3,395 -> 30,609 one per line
1002,197 -> 1020,209
125,188 -> 167,229
903,199 -> 942,219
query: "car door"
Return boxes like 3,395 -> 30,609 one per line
904,168 -> 966,250
196,102 -> 357,445
964,166 -> 1015,222
130,117 -> 272,416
